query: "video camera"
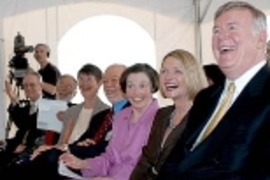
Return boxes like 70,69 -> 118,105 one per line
8,32 -> 34,88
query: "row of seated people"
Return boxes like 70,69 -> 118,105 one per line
0,62 -> 128,177
0,72 -> 77,166
0,49 -> 221,180
1,2 -> 267,179
0,63 -> 109,165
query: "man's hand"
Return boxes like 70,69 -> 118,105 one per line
55,144 -> 69,151
41,82 -> 56,95
30,145 -> 53,160
59,152 -> 88,169
77,138 -> 96,147
57,111 -> 66,121
5,80 -> 18,105
14,144 -> 26,154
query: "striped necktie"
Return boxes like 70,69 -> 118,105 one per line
92,108 -> 114,143
29,102 -> 37,115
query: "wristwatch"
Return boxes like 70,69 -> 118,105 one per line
63,144 -> 69,152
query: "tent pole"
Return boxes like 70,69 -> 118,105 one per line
200,0 -> 213,22
0,18 -> 7,140
193,0 -> 202,62
194,0 -> 213,63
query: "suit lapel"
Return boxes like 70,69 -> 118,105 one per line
184,84 -> 224,150
159,106 -> 175,149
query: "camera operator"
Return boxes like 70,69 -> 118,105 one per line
34,43 -> 61,100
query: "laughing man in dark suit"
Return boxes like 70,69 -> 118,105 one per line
157,1 -> 270,179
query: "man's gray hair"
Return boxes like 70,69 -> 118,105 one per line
215,1 -> 267,35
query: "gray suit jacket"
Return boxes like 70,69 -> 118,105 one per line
58,97 -> 110,144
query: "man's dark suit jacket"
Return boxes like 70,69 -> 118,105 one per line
6,101 -> 44,152
0,101 -> 44,169
157,64 -> 270,180
7,100 -> 76,149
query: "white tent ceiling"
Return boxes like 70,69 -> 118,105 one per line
0,0 -> 269,139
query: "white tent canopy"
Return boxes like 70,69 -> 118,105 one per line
0,0 -> 269,139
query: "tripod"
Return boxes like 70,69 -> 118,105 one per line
5,82 -> 23,139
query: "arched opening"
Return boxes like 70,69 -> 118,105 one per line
58,15 -> 156,104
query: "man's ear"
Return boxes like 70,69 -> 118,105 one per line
256,30 -> 267,49
266,40 -> 270,60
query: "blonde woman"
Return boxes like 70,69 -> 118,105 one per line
130,49 -> 208,179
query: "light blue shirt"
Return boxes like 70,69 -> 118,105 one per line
113,99 -> 128,117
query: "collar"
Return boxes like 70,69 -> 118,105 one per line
30,96 -> 42,107
225,60 -> 266,98
113,99 -> 128,114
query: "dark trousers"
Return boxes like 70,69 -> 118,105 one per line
0,148 -> 66,180
0,140 -> 109,179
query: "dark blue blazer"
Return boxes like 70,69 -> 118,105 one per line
157,64 -> 270,180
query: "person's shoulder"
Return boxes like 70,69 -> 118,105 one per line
157,105 -> 175,113
118,106 -> 131,114
152,105 -> 174,118
93,97 -> 110,112
199,82 -> 222,97
122,100 -> 131,109
150,105 -> 174,125
67,102 -> 77,107
93,108 -> 111,119
9,99 -> 30,110
47,62 -> 57,68
114,106 -> 132,120
45,62 -> 61,73
66,102 -> 83,112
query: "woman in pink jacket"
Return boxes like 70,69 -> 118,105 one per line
59,63 -> 159,180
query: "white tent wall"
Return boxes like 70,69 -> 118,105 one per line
0,18 -> 6,139
0,0 -> 197,139
0,0 -> 269,140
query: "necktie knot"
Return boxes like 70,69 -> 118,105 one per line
29,102 -> 37,115
227,82 -> 236,94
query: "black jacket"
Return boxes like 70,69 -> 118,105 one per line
157,65 -> 270,180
